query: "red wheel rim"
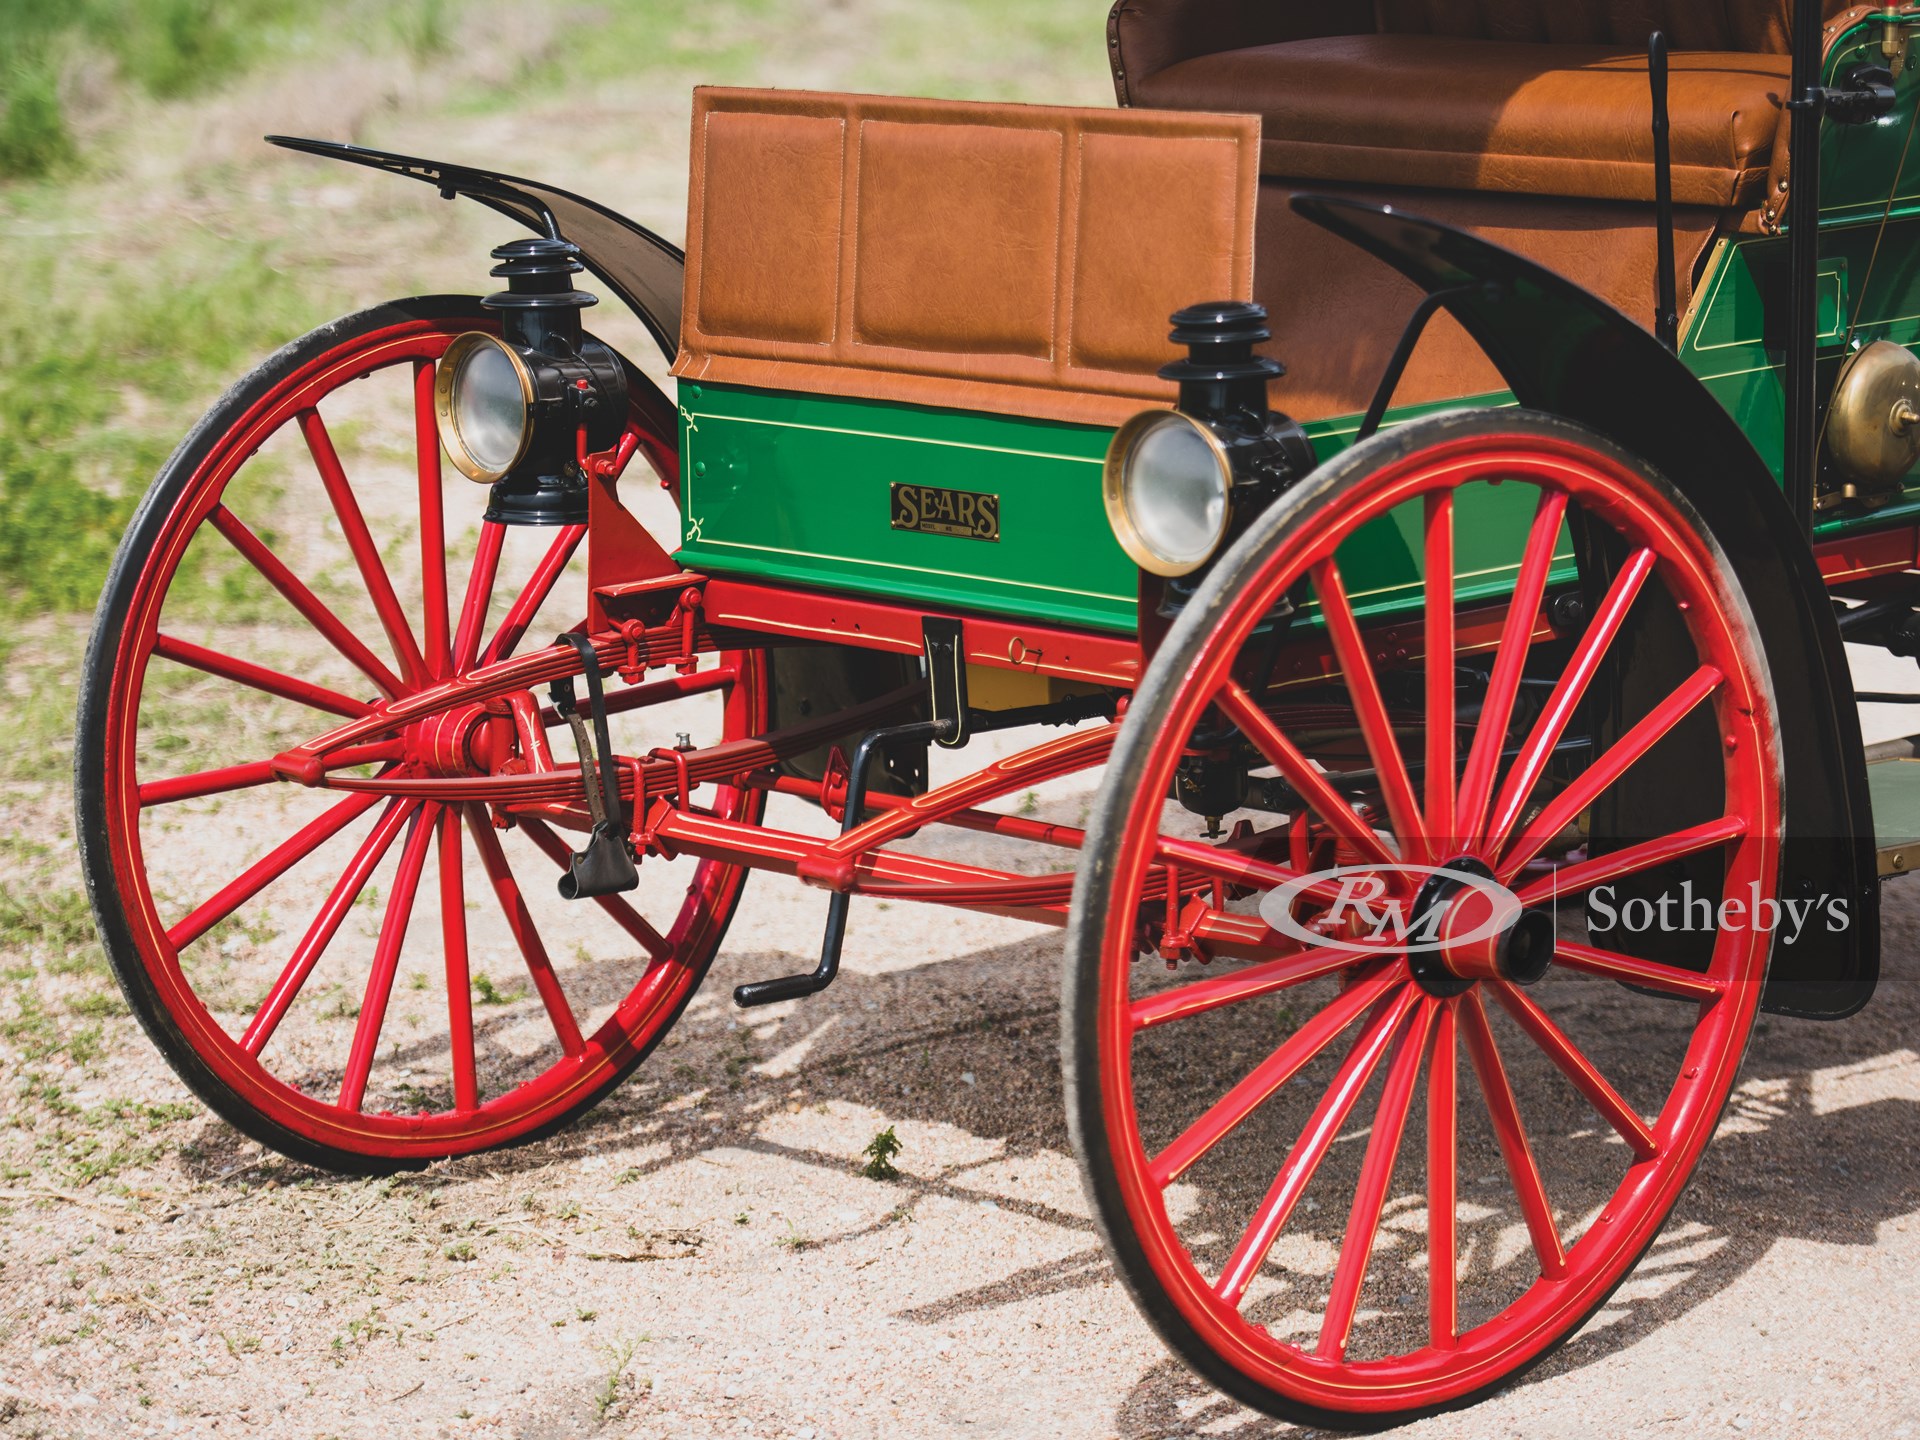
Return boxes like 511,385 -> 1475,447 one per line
1085,426 -> 1779,1417
93,310 -> 765,1161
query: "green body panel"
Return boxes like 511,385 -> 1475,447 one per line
676,382 -> 1130,632
676,381 -> 1557,636
1683,13 -> 1920,540
673,14 -> 1920,633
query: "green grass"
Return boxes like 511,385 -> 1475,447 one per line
0,0 -> 474,179
0,237 -> 319,619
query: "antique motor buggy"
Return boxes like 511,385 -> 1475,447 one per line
74,0 -> 1920,1425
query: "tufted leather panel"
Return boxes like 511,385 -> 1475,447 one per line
1370,0 -> 1795,52
674,88 -> 1260,426
1136,35 -> 1790,205
1110,0 -> 1865,204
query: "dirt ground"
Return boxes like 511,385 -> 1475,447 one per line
5,4 -> 1920,1438
5,738 -> 1920,1440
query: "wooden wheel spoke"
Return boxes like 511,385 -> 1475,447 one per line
464,807 -> 586,1057
1218,681 -> 1404,879
1490,982 -> 1657,1160
1459,991 -> 1566,1279
1484,547 -> 1656,848
210,505 -> 405,700
438,807 -> 480,1113
1424,489 -> 1457,849
140,759 -> 278,807
516,817 -> 671,961
481,524 -> 586,668
1215,984 -> 1419,1306
139,742 -> 405,808
339,804 -> 438,1111
242,799 -> 417,1057
452,521 -> 506,676
1151,970 -> 1398,1189
1131,946 -> 1367,1031
1497,664 -> 1723,883
300,408 -> 429,686
1457,489 -> 1568,842
1553,940 -> 1724,999
152,632 -> 372,719
415,360 -> 452,677
168,791 -> 384,949
1516,815 -> 1747,906
1427,999 -> 1459,1350
1312,557 -> 1428,861
1318,997 -> 1437,1359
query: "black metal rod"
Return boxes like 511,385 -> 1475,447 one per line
1650,31 -> 1680,352
1783,0 -> 1827,534
730,690 -> 1113,1008
733,718 -> 952,1008
1356,285 -> 1481,442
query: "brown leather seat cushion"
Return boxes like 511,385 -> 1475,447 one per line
1133,33 -> 1791,205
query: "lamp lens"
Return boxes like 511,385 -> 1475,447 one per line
452,340 -> 528,477
1124,416 -> 1229,571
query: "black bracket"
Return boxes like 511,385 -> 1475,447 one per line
1355,283 -> 1498,442
733,686 -> 1116,1008
549,633 -> 640,900
1791,63 -> 1899,126
923,617 -> 969,748
1650,32 -> 1680,352
733,717 -> 955,1008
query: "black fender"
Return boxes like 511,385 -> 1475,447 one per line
267,135 -> 684,364
1294,193 -> 1877,1019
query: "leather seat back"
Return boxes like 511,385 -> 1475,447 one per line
1371,1 -> 1790,52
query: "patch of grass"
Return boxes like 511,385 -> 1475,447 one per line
860,1124 -> 902,1181
0,884 -> 96,958
0,53 -> 76,180
471,973 -> 523,1006
0,236 -> 318,620
392,0 -> 452,66
593,1336 -> 643,1424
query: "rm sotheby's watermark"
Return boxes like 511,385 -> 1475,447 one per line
1587,880 -> 1849,946
1258,866 -> 1852,953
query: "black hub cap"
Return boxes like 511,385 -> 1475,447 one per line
1407,855 -> 1556,996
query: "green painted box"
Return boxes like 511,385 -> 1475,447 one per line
676,381 -> 1139,633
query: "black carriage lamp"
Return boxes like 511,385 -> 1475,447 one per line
432,237 -> 628,526
1102,301 -> 1315,579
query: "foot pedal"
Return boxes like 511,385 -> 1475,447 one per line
550,633 -> 639,899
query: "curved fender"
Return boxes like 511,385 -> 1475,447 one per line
267,135 -> 684,364
1293,193 -> 1876,1019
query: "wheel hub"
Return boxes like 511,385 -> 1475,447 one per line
404,699 -> 514,777
1407,856 -> 1555,996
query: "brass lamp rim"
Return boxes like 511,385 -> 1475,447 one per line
1102,408 -> 1234,578
433,331 -> 535,484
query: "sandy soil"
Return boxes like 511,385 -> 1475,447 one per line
5,6 -> 1920,1438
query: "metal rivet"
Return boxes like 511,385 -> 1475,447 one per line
694,461 -> 707,477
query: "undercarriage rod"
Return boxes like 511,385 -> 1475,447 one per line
735,689 -> 1115,1007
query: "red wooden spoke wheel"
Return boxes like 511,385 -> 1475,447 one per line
77,297 -> 765,1172
1065,411 -> 1780,1427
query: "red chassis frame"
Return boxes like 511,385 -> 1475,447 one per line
251,405 -> 1895,977
255,420 -> 1606,972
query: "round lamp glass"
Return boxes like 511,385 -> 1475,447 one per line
449,339 -> 529,479
1122,415 -> 1230,572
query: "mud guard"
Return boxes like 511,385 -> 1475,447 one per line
1294,193 -> 1877,1019
267,136 -> 685,364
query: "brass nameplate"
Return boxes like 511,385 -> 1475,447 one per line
890,483 -> 1000,541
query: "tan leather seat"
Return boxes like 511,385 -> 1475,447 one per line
1132,33 -> 1790,206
